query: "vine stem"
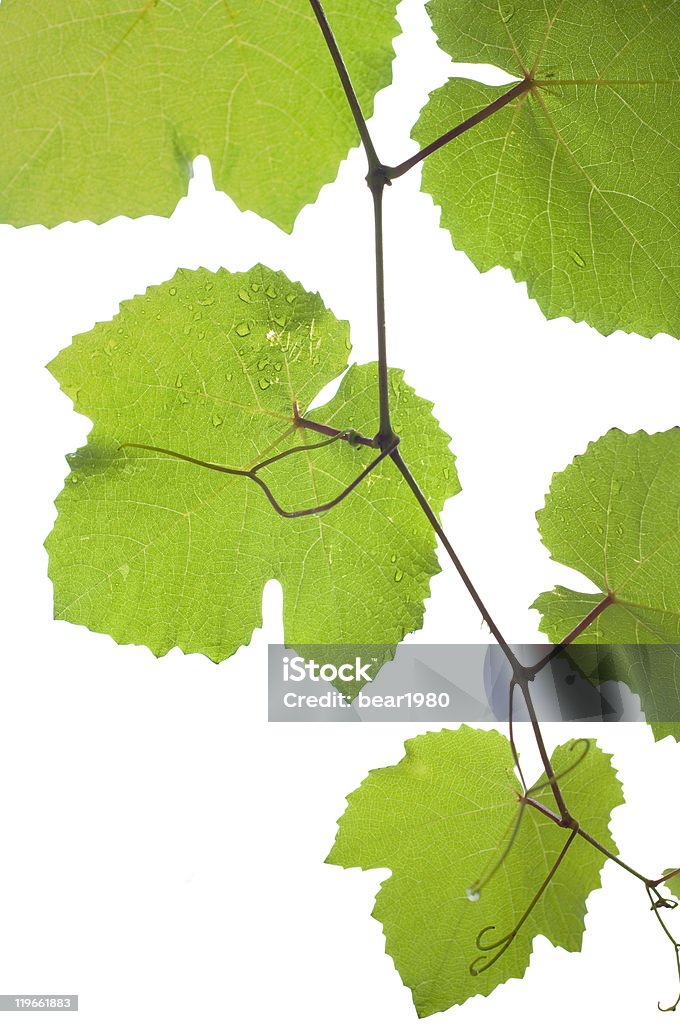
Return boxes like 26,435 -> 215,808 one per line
386,78 -> 532,180
390,448 -> 523,675
308,0 -> 379,168
306,6 -> 677,986
528,592 -> 615,675
522,795 -> 652,885
651,868 -> 680,889
517,678 -> 571,822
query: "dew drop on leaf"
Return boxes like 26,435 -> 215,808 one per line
235,322 -> 250,337
570,250 -> 586,268
466,887 -> 480,902
394,568 -> 404,582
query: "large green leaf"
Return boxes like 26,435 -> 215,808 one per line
0,0 -> 398,230
533,428 -> 680,740
414,0 -> 680,338
46,265 -> 459,660
327,725 -> 623,1016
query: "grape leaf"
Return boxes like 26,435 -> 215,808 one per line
0,0 -> 398,230
532,428 -> 680,741
327,725 -> 623,1016
46,265 -> 459,660
414,0 -> 680,338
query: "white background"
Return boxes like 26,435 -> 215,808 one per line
0,1 -> 679,1021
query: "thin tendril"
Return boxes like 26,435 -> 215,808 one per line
508,677 -> 528,792
466,801 -> 527,901
646,886 -> 680,1012
469,829 -> 577,976
525,738 -> 592,798
120,433 -> 398,519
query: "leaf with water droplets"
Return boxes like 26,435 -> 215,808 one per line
533,428 -> 680,740
47,265 -> 459,661
327,725 -> 622,1015
0,0 -> 399,230
414,0 -> 680,337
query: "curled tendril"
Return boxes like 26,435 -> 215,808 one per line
469,924 -> 516,976
646,886 -> 680,1011
525,737 -> 592,799
467,829 -> 577,977
119,427 -> 398,519
653,898 -> 679,912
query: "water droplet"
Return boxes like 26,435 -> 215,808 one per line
175,374 -> 183,388
466,887 -> 480,902
257,358 -> 269,370
273,361 -> 282,371
250,281 -> 260,292
394,568 -> 404,582
274,315 -> 286,327
286,292 -> 296,304
258,378 -> 271,390
570,249 -> 586,268
179,393 -> 189,405
235,322 -> 250,337
70,473 -> 79,485
169,286 -> 179,297
390,553 -> 397,563
238,288 -> 251,303
212,413 -> 223,427
500,3 -> 514,21
443,467 -> 450,480
226,372 -> 233,382
345,338 -> 352,351
119,563 -> 130,579
266,285 -> 278,299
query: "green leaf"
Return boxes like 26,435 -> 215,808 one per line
0,0 -> 398,230
414,0 -> 680,338
662,870 -> 680,901
46,265 -> 459,661
533,428 -> 680,740
327,725 -> 623,1016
